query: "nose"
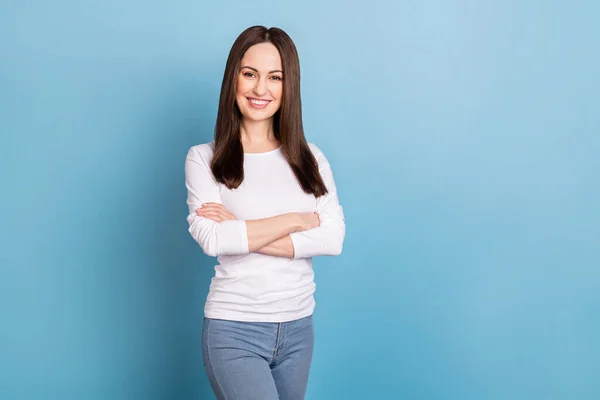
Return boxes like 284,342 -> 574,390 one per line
252,76 -> 268,97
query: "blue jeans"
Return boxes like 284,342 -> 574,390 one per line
202,315 -> 314,400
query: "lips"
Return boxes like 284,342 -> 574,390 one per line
247,97 -> 272,109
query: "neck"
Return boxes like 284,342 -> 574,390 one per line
240,118 -> 277,145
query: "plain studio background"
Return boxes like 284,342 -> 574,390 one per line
1,1 -> 599,399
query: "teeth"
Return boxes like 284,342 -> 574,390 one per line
250,99 -> 269,105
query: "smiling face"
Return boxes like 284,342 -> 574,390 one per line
235,42 -> 283,123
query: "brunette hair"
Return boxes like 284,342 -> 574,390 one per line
211,25 -> 328,197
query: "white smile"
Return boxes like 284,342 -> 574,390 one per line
248,98 -> 271,105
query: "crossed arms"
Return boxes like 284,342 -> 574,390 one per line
184,145 -> 345,259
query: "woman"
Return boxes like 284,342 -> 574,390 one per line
184,25 -> 345,400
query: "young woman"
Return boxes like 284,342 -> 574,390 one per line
184,25 -> 346,400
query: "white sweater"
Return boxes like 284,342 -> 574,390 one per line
184,141 -> 345,322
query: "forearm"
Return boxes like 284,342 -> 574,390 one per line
290,223 -> 345,258
188,215 -> 249,257
289,203 -> 345,259
255,235 -> 294,258
246,213 -> 301,252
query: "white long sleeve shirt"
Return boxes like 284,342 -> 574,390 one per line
185,141 -> 345,322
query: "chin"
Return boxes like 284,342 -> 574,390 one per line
243,110 -> 277,122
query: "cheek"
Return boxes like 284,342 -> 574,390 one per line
271,83 -> 283,100
236,78 -> 252,97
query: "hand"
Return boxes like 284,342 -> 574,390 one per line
196,203 -> 237,222
296,212 -> 320,231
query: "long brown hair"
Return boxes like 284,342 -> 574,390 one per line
211,25 -> 328,197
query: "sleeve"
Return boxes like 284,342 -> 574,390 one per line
185,146 -> 250,257
289,146 -> 346,258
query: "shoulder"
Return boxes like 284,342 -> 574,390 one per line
307,142 -> 330,165
186,141 -> 216,166
307,142 -> 325,160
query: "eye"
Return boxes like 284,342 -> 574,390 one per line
243,71 -> 256,78
270,75 -> 283,81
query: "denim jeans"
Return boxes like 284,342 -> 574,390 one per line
202,314 -> 314,400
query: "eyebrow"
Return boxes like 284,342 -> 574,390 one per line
241,66 -> 283,74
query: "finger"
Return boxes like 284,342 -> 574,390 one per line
197,209 -> 231,222
197,205 -> 220,212
197,207 -> 215,216
204,207 -> 226,216
217,210 -> 232,220
198,206 -> 236,221
200,204 -> 225,213
217,209 -> 237,221
204,205 -> 235,219
201,211 -> 223,222
201,202 -> 224,209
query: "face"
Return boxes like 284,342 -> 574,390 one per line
235,42 -> 283,122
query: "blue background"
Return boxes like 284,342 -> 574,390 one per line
1,1 -> 599,399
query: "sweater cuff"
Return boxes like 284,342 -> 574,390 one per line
289,231 -> 317,259
220,220 -> 249,255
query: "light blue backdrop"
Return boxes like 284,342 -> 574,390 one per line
1,1 -> 599,399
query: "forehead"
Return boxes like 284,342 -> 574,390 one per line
240,42 -> 282,71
